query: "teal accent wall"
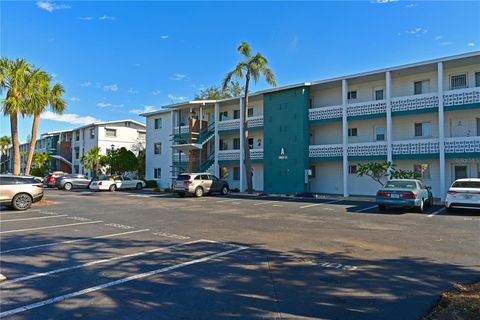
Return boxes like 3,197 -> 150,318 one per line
445,102 -> 480,112
446,152 -> 480,159
263,87 -> 310,194
309,117 -> 342,125
393,153 -> 438,160
348,113 -> 386,121
348,155 -> 387,161
392,107 -> 438,117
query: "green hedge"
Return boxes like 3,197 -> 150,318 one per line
143,180 -> 158,188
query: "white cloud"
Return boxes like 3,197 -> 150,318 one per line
439,41 -> 454,46
399,27 -> 428,36
97,102 -> 124,108
80,81 -> 92,87
372,0 -> 398,3
99,15 -> 115,21
103,84 -> 118,92
128,88 -> 139,94
405,3 -> 417,8
36,1 -> 70,12
160,35 -> 169,39
468,42 -> 476,47
435,36 -> 443,40
41,111 -> 99,125
129,105 -> 156,115
171,73 -> 186,81
168,94 -> 187,102
79,16 -> 93,21
70,97 -> 80,102
152,90 -> 161,95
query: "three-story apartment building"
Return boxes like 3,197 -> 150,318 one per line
142,52 -> 480,200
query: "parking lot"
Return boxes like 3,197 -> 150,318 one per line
1,189 -> 479,320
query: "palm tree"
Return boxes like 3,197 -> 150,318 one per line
0,135 -> 11,172
24,70 -> 66,175
222,42 -> 276,193
0,58 -> 31,175
80,146 -> 103,179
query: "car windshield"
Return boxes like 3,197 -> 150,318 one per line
176,175 -> 191,181
384,181 -> 416,189
452,181 -> 480,188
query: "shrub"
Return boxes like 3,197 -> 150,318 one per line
163,188 -> 173,193
231,188 -> 240,193
153,187 -> 161,192
143,180 -> 157,188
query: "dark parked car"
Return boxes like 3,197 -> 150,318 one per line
44,171 -> 67,188
55,174 -> 92,191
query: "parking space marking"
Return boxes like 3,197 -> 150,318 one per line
0,221 -> 103,235
0,215 -> 68,222
152,232 -> 190,240
354,205 -> 378,213
126,194 -> 153,198
0,209 -> 41,215
253,201 -> 277,206
0,242 -> 247,318
215,199 -> 238,203
299,200 -> 342,209
104,223 -> 134,230
0,239 -> 237,286
428,207 -> 446,217
0,229 -> 151,254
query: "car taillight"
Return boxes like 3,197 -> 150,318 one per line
184,180 -> 192,185
447,190 -> 457,195
400,193 -> 416,199
98,181 -> 102,185
377,192 -> 389,197
48,176 -> 55,182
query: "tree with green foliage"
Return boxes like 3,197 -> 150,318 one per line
30,152 -> 50,177
107,147 -> 138,175
194,80 -> 244,100
80,147 -> 106,179
24,71 -> 66,175
222,42 -> 276,193
356,161 -> 421,186
136,149 -> 146,179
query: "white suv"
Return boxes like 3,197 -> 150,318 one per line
445,178 -> 480,212
174,173 -> 229,197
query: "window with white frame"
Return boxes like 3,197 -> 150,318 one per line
233,110 -> 240,119
450,74 -> 467,90
233,138 -> 240,150
154,168 -> 161,179
154,143 -> 162,155
248,108 -> 254,117
105,128 -> 117,138
414,122 -> 431,137
347,90 -> 357,100
233,167 -> 240,180
414,164 -> 431,179
349,165 -> 357,174
375,89 -> 384,101
375,127 -> 385,141
154,118 -> 162,129
348,128 -> 358,137
414,80 -> 430,95
220,111 -> 228,121
476,72 -> 480,87
89,128 -> 95,139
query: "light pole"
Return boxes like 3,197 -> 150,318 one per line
110,144 -> 115,175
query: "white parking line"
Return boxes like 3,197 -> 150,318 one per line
299,200 -> 342,209
0,215 -> 68,223
354,205 -> 378,213
0,209 -> 41,215
0,221 -> 103,235
253,201 -> 277,206
1,239 -> 203,286
428,207 -> 446,217
215,199 -> 237,203
0,242 -> 247,317
126,194 -> 152,198
0,229 -> 150,254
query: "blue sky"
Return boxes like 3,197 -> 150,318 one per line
1,0 -> 479,143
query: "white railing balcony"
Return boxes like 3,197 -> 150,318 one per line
347,100 -> 386,118
392,138 -> 439,155
218,116 -> 264,131
309,105 -> 343,121
250,148 -> 264,160
172,125 -> 190,134
444,87 -> 480,108
218,150 -> 240,161
348,142 -> 387,157
445,136 -> 480,154
309,144 -> 343,158
173,153 -> 189,162
391,92 -> 439,113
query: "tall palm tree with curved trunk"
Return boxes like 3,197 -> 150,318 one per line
24,71 -> 66,175
80,146 -> 104,179
222,42 -> 276,193
0,58 -> 31,175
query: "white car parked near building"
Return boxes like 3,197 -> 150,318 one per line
445,178 -> 480,212
89,175 -> 146,192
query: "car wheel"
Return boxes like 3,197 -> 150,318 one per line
177,192 -> 185,198
195,187 -> 204,197
109,184 -> 117,192
220,186 -> 229,195
136,183 -> 143,190
378,204 -> 386,212
416,199 -> 425,213
64,182 -> 73,191
12,193 -> 32,211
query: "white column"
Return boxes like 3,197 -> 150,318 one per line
386,71 -> 393,166
239,98 -> 245,192
342,79 -> 349,197
214,103 -> 220,177
438,62 -> 446,201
